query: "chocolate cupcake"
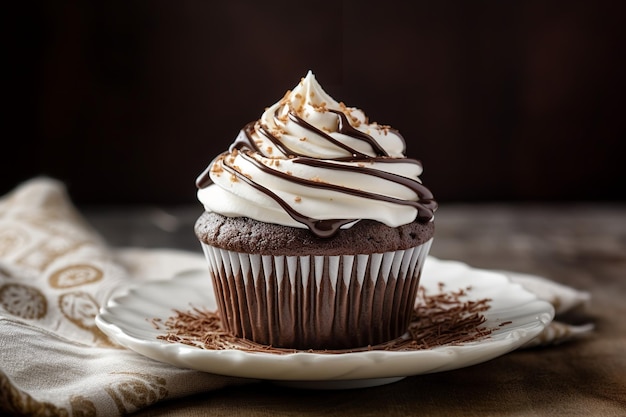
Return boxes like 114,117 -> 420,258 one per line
194,71 -> 436,350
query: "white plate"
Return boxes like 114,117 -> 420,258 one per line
96,257 -> 554,389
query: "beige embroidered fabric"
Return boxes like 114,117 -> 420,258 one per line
0,178 -> 593,416
0,179 -> 250,416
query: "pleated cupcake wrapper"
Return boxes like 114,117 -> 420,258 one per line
200,239 -> 432,350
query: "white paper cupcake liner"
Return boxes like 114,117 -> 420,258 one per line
200,239 -> 432,349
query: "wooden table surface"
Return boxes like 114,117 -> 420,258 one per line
85,203 -> 626,416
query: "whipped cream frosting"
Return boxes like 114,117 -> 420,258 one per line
196,71 -> 436,238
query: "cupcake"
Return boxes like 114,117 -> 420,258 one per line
194,71 -> 437,350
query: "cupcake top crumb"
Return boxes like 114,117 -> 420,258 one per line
195,211 -> 434,256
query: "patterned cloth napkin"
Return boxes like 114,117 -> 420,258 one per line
0,178 -> 594,416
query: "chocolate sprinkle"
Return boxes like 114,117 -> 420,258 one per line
155,283 -> 497,354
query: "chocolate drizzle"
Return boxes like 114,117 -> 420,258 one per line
219,157 -> 354,238
286,110 -> 382,159
292,157 -> 437,222
329,109 -> 392,157
196,108 -> 437,238
232,122 -> 262,153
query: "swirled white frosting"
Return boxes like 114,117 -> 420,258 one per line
196,71 -> 436,238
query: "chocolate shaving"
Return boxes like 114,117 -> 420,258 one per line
155,283 -> 499,354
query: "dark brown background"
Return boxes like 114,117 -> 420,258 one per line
5,0 -> 626,206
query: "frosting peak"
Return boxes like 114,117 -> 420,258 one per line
196,71 -> 436,238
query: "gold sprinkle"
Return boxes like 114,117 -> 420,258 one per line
270,127 -> 284,136
294,196 -> 302,203
312,102 -> 328,113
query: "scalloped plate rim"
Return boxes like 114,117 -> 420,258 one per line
96,256 -> 555,384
